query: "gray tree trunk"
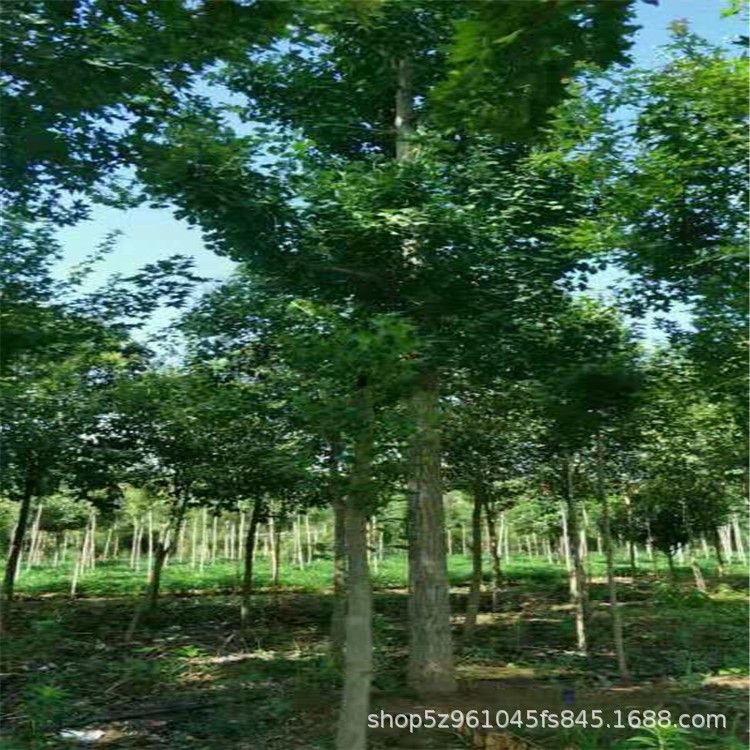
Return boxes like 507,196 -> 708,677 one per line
25,503 -> 44,571
334,502 -> 372,750
483,498 -> 502,611
463,489 -> 483,640
270,515 -> 281,586
407,372 -> 455,694
596,440 -> 629,681
564,456 -> 587,655
335,388 -> 375,750
731,515 -> 746,563
331,499 -> 347,666
241,498 -> 263,626
712,527 -> 725,576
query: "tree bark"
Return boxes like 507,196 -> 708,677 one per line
394,47 -> 454,693
335,388 -> 375,750
126,493 -> 189,641
211,514 -> 218,564
483,498 -> 502,611
560,503 -> 572,573
294,517 -> 305,569
71,521 -> 92,597
463,489 -> 483,640
88,510 -> 97,569
305,514 -> 314,564
25,503 -> 44,571
146,510 -> 154,579
103,525 -> 114,561
623,494 -> 637,575
563,455 -> 587,655
690,559 -> 707,593
2,482 -> 34,605
596,439 -> 630,682
731,515 -> 746,563
130,520 -> 139,569
199,508 -> 208,571
240,498 -> 263,626
334,503 -> 372,750
269,515 -> 282,587
331,499 -> 347,666
407,372 -> 455,694
712,526 -> 724,576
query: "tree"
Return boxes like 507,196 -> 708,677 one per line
181,273 -> 418,746
533,301 -> 642,659
444,379 -> 545,625
627,355 -> 744,576
129,3 -> 640,742
0,347 -> 135,612
559,26 -> 748,415
111,366 -> 312,637
1,0 -> 288,222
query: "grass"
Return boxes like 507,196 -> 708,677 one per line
1,554 -> 747,749
8,552 -> 746,598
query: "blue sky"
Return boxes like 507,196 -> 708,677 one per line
52,0 -> 744,343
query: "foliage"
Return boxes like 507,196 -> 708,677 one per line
0,0 -> 289,222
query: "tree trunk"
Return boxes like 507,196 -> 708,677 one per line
238,513 -> 246,561
53,532 -> 62,568
483,499 -> 502,611
88,510 -> 97,569
71,522 -> 91,597
103,525 -> 114,561
25,503 -> 44,571
211,514 -> 218,564
503,516 -> 510,563
560,503 -> 572,573
331,499 -> 347,666
544,538 -> 553,564
328,438 -> 347,665
690,559 -> 707,593
564,455 -> 587,655
720,526 -> 734,564
190,513 -> 198,568
712,527 -> 725,576
200,509 -> 209,571
407,372 -> 455,694
596,439 -> 630,682
146,510 -> 154,579
305,514 -> 314,564
294,517 -> 305,569
580,506 -> 590,580
270,515 -> 281,587
732,515 -> 746,563
462,489 -> 483,640
129,520 -> 138,569
623,494 -> 636,575
240,498 -> 263,626
335,386 -> 375,750
61,531 -> 69,565
127,494 -> 189,641
2,484 -> 34,605
334,503 -> 372,750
